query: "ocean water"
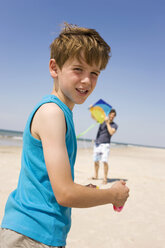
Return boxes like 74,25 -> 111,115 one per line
1,129 -> 164,149
0,129 -> 97,148
0,129 -> 131,150
0,129 -> 23,146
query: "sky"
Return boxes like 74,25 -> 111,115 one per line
0,0 -> 165,148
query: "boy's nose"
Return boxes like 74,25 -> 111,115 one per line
81,76 -> 91,84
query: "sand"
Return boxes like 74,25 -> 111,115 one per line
0,145 -> 165,248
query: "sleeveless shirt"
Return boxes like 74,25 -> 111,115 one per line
1,95 -> 77,246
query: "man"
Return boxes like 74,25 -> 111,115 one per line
92,109 -> 118,184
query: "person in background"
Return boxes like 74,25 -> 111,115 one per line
92,109 -> 118,184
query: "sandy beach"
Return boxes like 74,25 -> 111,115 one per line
0,145 -> 165,248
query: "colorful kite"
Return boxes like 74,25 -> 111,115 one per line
76,99 -> 112,138
89,99 -> 112,124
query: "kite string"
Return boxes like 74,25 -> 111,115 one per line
76,123 -> 98,139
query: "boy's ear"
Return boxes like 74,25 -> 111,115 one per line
49,59 -> 59,78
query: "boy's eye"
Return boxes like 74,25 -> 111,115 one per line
91,72 -> 99,77
74,68 -> 82,71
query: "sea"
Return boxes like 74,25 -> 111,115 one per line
0,129 -> 164,150
0,129 -> 125,149
0,129 -> 23,147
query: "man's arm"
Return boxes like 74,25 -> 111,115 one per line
33,103 -> 128,208
105,117 -> 116,136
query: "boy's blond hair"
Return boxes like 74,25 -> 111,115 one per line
50,23 -> 111,70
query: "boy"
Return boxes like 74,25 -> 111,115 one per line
0,23 -> 129,247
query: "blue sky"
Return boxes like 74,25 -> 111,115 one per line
0,0 -> 165,147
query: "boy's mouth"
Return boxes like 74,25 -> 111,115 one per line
76,88 -> 88,95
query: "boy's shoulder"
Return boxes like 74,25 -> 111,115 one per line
31,102 -> 65,141
34,102 -> 65,125
39,102 -> 64,115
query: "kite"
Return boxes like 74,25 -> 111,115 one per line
89,99 -> 112,124
76,99 -> 112,139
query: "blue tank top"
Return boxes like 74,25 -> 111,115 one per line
1,95 -> 77,246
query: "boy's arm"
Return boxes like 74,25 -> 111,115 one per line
35,103 -> 129,208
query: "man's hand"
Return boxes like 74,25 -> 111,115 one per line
104,116 -> 109,123
105,116 -> 116,135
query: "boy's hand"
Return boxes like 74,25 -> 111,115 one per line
111,180 -> 129,207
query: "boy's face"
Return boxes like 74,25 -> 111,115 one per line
50,55 -> 101,110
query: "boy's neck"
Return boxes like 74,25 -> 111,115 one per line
51,89 -> 74,111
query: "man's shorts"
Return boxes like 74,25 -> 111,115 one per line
0,228 -> 65,248
93,143 -> 110,163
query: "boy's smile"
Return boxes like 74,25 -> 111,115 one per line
50,56 -> 101,110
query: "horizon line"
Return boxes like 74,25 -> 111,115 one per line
0,128 -> 165,150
